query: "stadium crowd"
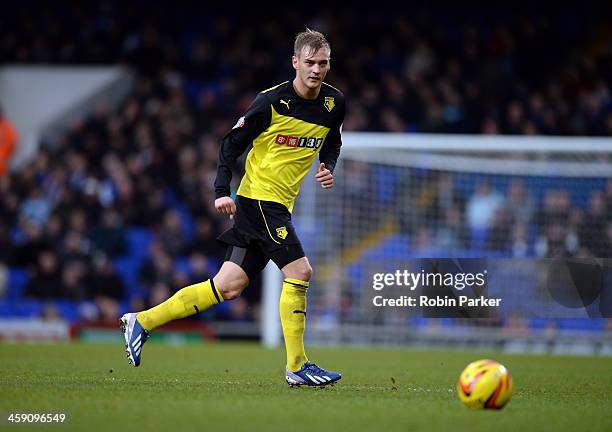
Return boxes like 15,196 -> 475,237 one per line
3,3 -> 612,136
1,3 -> 611,321
393,173 -> 612,258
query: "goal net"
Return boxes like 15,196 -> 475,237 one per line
281,133 -> 612,351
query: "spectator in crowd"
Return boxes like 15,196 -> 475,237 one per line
139,243 -> 175,302
605,222 -> 612,257
88,253 -> 126,322
19,186 -> 51,228
510,223 -> 530,258
487,208 -> 513,252
466,182 -> 505,231
90,208 -> 127,257
506,179 -> 535,226
186,253 -> 213,285
604,179 -> 612,221
25,250 -> 62,299
61,231 -> 91,268
157,208 -> 189,257
61,261 -> 88,301
434,206 -> 468,251
12,221 -> 51,269
188,217 -> 224,262
579,191 -> 611,257
534,189 -> 582,258
0,106 -> 18,177
536,189 -> 571,233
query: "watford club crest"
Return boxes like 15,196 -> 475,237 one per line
276,226 -> 288,240
324,97 -> 335,112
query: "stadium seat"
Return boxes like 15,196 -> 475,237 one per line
528,318 -> 554,331
173,256 -> 191,276
556,318 -> 605,332
126,228 -> 152,262
469,228 -> 489,253
52,300 -> 82,322
113,257 -> 143,299
0,300 -> 43,317
7,268 -> 29,300
174,204 -> 196,240
363,234 -> 411,260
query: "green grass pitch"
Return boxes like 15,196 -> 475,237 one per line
1,341 -> 610,431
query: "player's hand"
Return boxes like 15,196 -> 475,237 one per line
215,196 -> 236,218
315,163 -> 334,189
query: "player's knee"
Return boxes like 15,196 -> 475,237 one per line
293,263 -> 312,282
213,275 -> 248,300
216,280 -> 246,300
302,264 -> 313,281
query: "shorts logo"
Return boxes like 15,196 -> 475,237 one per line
232,116 -> 245,129
324,97 -> 335,112
276,226 -> 288,240
275,135 -> 323,151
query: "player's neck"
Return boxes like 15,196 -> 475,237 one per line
292,78 -> 320,100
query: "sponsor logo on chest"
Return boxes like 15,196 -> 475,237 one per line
275,134 -> 324,151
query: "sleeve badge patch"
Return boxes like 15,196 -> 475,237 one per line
232,116 -> 246,129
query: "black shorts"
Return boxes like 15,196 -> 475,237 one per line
217,195 -> 305,281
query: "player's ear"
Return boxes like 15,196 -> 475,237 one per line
292,55 -> 298,70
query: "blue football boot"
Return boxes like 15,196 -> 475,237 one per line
120,313 -> 149,367
285,361 -> 342,387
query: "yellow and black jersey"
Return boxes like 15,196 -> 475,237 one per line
214,80 -> 345,212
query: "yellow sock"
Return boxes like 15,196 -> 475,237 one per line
280,278 -> 309,371
136,279 -> 223,331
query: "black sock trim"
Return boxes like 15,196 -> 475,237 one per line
283,280 -> 309,289
210,279 -> 222,303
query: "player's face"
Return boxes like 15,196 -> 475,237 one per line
292,46 -> 330,90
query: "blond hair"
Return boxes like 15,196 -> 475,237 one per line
294,28 -> 330,57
